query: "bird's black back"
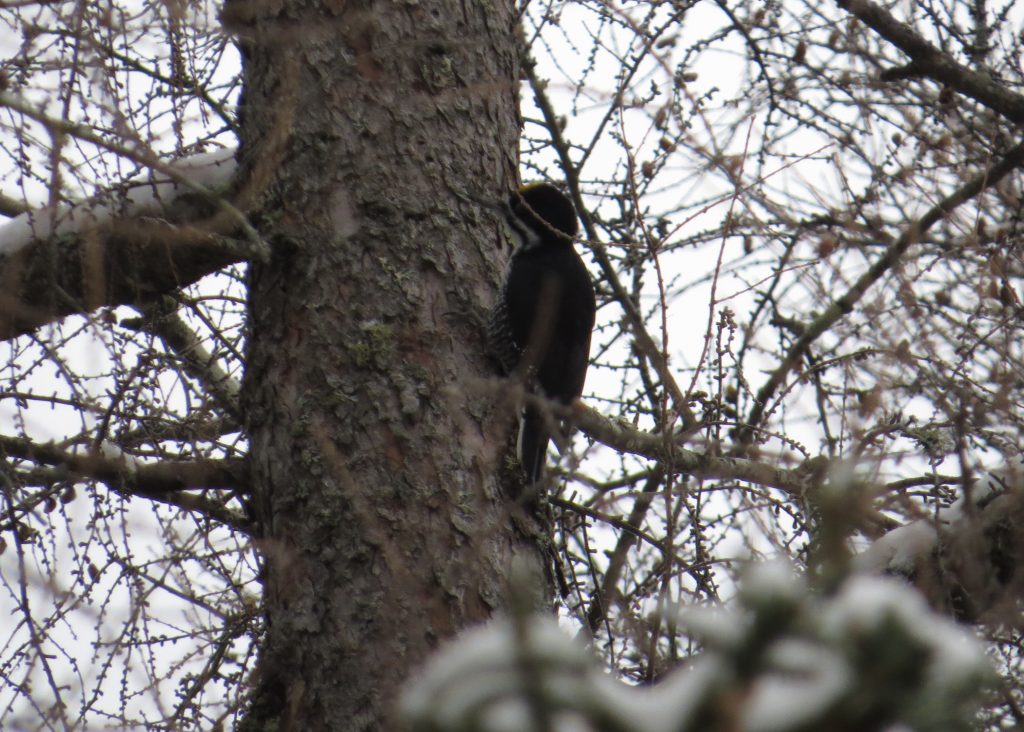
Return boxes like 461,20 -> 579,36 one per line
502,242 -> 595,403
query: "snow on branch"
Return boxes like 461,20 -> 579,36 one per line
403,563 -> 990,732
856,456 -> 1024,622
0,145 -> 249,341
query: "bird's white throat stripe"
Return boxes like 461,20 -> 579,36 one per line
506,215 -> 544,253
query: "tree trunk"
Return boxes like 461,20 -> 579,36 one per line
227,1 -> 525,728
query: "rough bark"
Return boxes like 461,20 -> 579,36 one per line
229,1 -> 525,729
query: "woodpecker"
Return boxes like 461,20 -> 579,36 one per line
489,183 -> 596,484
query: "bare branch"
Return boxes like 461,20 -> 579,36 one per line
739,135 -> 1024,443
122,299 -> 243,421
837,0 -> 1024,124
1,434 -> 250,531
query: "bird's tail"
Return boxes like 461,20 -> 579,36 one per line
517,405 -> 549,485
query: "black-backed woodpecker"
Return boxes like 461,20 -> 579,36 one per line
489,183 -> 596,484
